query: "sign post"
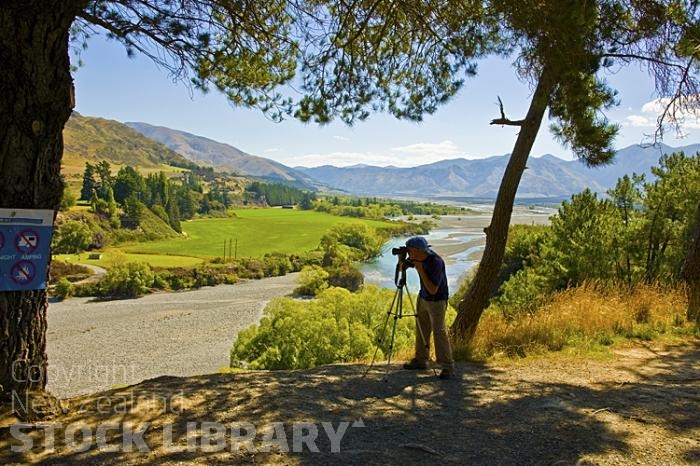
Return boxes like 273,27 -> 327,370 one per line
0,209 -> 54,292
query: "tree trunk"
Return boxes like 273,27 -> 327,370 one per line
0,2 -> 82,400
683,199 -> 700,325
451,68 -> 556,343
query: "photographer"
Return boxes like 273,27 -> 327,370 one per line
401,236 -> 455,379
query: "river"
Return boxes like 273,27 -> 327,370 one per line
360,207 -> 555,296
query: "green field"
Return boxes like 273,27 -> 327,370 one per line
55,250 -> 206,269
121,208 -> 402,260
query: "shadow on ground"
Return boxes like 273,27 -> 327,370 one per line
1,341 -> 698,465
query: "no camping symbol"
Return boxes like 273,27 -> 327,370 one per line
15,229 -> 39,254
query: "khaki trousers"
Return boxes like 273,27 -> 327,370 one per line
414,297 -> 454,370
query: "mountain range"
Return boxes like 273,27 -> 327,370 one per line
64,114 -> 700,200
125,122 -> 318,189
295,143 -> 700,199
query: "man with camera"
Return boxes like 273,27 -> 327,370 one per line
400,236 -> 455,379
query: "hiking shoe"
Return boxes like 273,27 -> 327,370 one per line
438,369 -> 454,379
403,359 -> 428,370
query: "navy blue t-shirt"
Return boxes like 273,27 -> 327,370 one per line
418,253 -> 448,301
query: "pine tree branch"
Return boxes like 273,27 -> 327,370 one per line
490,96 -> 525,126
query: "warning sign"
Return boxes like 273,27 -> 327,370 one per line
0,209 -> 54,292
16,229 -> 39,254
11,260 -> 36,285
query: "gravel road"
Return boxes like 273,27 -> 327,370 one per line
46,273 -> 299,398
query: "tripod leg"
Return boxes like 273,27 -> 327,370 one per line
386,308 -> 401,366
363,287 -> 400,376
405,288 -> 430,362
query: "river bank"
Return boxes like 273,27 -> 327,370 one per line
45,207 -> 554,398
413,206 -> 554,258
46,273 -> 300,398
362,207 -> 555,293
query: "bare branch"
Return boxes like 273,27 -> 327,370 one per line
490,96 -> 524,126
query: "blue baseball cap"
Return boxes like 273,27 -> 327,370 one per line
405,236 -> 433,252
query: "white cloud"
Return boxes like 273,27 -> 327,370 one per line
390,140 -> 461,158
641,98 -> 668,114
642,97 -> 700,125
625,115 -> 654,128
623,97 -> 700,134
288,151 -> 412,167
285,140 -> 470,168
263,148 -> 282,153
333,135 -> 350,141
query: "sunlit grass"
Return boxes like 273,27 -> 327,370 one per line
54,208 -> 403,270
54,249 -> 205,269
121,208 -> 402,258
461,282 -> 695,362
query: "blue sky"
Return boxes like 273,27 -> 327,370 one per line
71,35 -> 700,168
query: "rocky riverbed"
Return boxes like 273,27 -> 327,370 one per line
46,273 -> 300,398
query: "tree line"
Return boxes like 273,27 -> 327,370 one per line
464,151 -> 700,325
80,161 -> 244,233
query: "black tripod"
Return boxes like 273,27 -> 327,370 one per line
364,254 -> 430,376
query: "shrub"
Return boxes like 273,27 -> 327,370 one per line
49,260 -> 91,282
492,268 -> 551,320
237,258 -> 265,279
327,264 -> 364,292
192,266 -> 238,287
231,286 -> 414,370
60,188 -> 77,211
53,278 -> 74,300
99,262 -> 155,298
261,252 -> 294,276
155,268 -> 194,290
295,265 -> 329,296
52,220 -> 92,254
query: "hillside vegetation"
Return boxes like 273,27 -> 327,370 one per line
231,151 -> 700,369
61,113 -> 207,190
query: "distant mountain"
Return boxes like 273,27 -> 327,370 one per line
579,142 -> 700,187
62,113 -> 197,173
126,122 -> 319,189
296,143 -> 700,199
69,113 -> 700,200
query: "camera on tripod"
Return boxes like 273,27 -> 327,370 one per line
391,246 -> 414,268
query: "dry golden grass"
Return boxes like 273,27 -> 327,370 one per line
463,283 -> 694,361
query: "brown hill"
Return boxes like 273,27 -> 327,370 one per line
62,113 -> 199,180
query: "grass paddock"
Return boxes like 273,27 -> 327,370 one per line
121,209 -> 401,259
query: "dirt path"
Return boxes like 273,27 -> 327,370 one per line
71,263 -> 107,285
1,340 -> 697,465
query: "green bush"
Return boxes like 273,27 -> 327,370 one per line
53,278 -> 74,300
192,266 -> 238,287
320,223 -> 386,263
295,265 -> 329,296
52,220 -> 93,254
60,188 -> 77,211
231,286 -> 416,370
492,268 -> 551,320
261,252 -> 294,276
327,264 -> 364,292
99,262 -> 155,298
157,269 -> 192,290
